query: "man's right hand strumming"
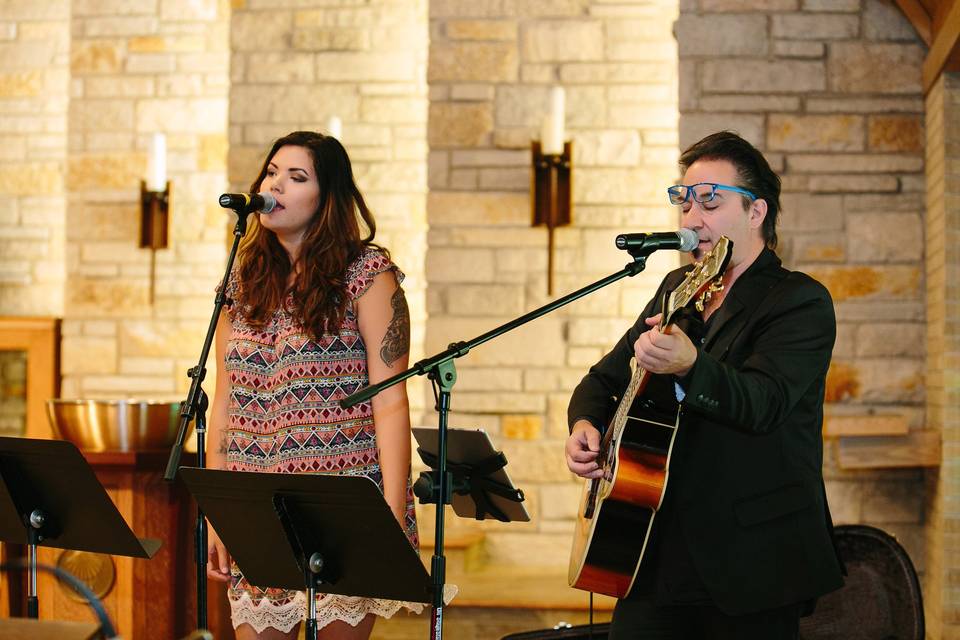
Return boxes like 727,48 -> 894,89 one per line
565,420 -> 604,479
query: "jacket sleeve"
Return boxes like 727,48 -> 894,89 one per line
681,274 -> 836,434
567,279 -> 671,434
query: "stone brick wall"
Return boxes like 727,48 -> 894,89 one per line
426,0 -> 682,564
227,0 -> 429,411
0,2 -> 69,316
61,0 -> 230,400
680,0 -> 930,584
923,71 -> 960,639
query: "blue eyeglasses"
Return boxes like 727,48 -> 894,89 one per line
667,182 -> 757,206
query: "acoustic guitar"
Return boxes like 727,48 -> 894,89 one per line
568,236 -> 732,598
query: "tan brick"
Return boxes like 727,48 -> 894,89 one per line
703,59 -> 825,93
768,114 -> 864,152
828,43 -> 923,94
446,19 -> 516,41
502,414 -> 544,440
560,61 -> 672,84
856,323 -> 925,358
807,97 -> 924,113
293,27 -> 368,52
573,130 -> 641,167
773,40 -> 825,59
868,114 -> 924,152
788,153 -> 922,173
698,95 -> 801,112
521,21 -> 603,62
772,13 -> 859,40
124,52 -> 176,74
361,96 -> 426,124
62,336 -> 117,375
428,102 -> 493,149
429,41 -> 517,82
70,99 -> 135,131
680,114 -> 764,150
864,0 -> 919,41
454,367 -> 523,392
0,162 -> 63,196
807,265 -> 922,302
83,75 -> 154,98
70,40 -> 124,74
428,191 -> 528,226
0,71 -> 43,98
230,10 -> 292,52
702,0 -> 797,8
427,316 -> 566,367
127,35 -> 206,53
316,52 -> 418,82
675,14 -> 767,56
808,174 -> 899,193
67,153 -> 142,190
847,212 -> 922,263
136,98 -> 227,133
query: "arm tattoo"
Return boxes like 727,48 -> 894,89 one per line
380,286 -> 410,368
217,429 -> 228,456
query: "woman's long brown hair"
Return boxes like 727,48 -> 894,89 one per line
234,131 -> 384,338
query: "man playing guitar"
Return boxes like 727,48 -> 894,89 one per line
565,131 -> 844,639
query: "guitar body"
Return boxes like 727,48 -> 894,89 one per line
568,392 -> 679,597
567,236 -> 732,598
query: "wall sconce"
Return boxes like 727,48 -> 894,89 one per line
140,132 -> 169,304
532,86 -> 572,296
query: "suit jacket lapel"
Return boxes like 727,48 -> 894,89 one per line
702,248 -> 784,352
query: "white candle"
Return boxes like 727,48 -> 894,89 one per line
146,132 -> 167,192
541,86 -> 565,155
326,116 -> 343,140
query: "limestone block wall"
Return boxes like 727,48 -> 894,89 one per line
923,71 -> 960,639
680,0 -> 928,572
62,0 -> 230,400
0,2 -> 69,316
227,0 -> 429,410
426,0 -> 682,565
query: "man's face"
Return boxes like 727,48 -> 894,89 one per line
677,158 -> 764,267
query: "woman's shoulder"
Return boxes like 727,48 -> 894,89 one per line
346,245 -> 404,301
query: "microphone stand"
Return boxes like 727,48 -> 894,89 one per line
163,203 -> 257,633
340,247 -> 656,640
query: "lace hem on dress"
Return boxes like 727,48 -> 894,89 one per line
229,590 -> 427,634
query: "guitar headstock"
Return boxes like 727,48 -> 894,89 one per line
664,236 -> 733,323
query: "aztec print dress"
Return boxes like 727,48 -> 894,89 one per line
222,247 -> 421,634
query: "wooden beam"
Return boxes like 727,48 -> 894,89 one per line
838,430 -> 941,469
823,413 -> 909,438
923,0 -> 960,93
895,0 -> 933,45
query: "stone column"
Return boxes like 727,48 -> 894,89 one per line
923,70 -> 960,638
0,3 -> 69,316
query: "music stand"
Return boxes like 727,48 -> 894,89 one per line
178,467 -> 432,640
413,427 -> 529,523
0,437 -> 161,619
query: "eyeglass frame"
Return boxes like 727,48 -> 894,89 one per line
667,182 -> 758,207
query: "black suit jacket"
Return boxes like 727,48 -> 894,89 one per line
568,248 -> 844,615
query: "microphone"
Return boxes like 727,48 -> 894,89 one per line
218,192 -> 276,214
615,228 -> 699,253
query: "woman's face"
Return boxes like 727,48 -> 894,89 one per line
258,145 -> 321,246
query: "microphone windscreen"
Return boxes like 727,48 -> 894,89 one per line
678,228 -> 699,252
259,192 -> 276,213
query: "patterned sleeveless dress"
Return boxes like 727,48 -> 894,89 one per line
221,247 -> 421,634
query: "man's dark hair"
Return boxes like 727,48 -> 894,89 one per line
679,131 -> 782,249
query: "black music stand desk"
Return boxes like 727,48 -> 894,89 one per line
0,437 -> 161,618
178,468 -> 432,638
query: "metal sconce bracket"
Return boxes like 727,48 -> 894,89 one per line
140,179 -> 170,304
531,140 -> 572,295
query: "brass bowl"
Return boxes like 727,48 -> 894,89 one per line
46,399 -> 187,452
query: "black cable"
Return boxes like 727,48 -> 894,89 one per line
0,559 -> 118,639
